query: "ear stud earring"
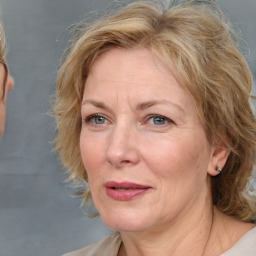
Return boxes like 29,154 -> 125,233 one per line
216,166 -> 222,172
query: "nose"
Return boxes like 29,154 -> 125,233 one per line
106,122 -> 140,168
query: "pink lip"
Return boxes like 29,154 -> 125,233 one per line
105,181 -> 152,201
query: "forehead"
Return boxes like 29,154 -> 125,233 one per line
84,48 -> 197,114
89,47 -> 173,80
85,47 -> 185,97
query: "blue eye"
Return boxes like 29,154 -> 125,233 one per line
148,115 -> 172,126
94,116 -> 106,124
85,114 -> 107,125
152,116 -> 166,125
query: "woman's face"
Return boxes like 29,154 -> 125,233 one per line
80,48 -> 220,233
0,63 -> 14,136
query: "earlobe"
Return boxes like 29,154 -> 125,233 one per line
207,145 -> 230,176
215,165 -> 222,173
7,75 -> 14,92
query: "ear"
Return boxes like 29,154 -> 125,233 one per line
207,144 -> 230,176
7,75 -> 14,92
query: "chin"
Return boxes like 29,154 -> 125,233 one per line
99,208 -> 156,232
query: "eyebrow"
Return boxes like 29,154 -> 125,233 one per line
82,99 -> 185,115
136,100 -> 185,114
82,99 -> 112,112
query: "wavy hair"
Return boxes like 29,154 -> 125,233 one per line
54,0 -> 256,221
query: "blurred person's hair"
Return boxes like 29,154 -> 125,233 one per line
0,22 -> 8,100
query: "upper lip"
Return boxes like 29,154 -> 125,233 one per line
105,181 -> 151,189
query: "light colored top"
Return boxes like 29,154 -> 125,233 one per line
64,227 -> 256,256
63,233 -> 121,256
221,226 -> 256,256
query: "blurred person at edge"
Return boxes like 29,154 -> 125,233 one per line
54,1 -> 256,256
0,22 -> 14,136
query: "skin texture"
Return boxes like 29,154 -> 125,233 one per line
80,48 -> 253,256
0,64 -> 14,136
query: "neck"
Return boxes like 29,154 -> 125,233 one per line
119,206 -> 255,256
118,181 -> 224,256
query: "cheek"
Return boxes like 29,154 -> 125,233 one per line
146,138 -> 193,171
80,133 -> 105,181
151,138 -> 211,208
144,134 -> 210,184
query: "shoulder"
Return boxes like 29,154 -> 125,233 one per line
63,233 -> 122,256
222,226 -> 256,256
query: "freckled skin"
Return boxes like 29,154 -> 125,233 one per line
80,47 -> 216,234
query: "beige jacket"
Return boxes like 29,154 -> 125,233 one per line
64,227 -> 256,256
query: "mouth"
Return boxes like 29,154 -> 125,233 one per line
112,188 -> 134,191
104,181 -> 152,201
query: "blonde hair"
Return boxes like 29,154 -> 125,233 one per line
54,0 -> 256,221
0,22 -> 8,100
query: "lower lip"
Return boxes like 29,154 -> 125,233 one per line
106,187 -> 150,201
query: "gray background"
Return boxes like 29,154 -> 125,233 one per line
0,0 -> 255,256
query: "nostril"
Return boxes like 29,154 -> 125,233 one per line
121,160 -> 130,163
